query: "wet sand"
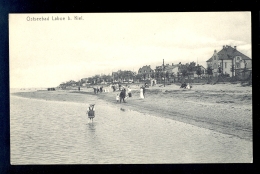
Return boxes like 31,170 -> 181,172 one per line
12,83 -> 252,141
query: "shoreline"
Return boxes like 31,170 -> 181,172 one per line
11,83 -> 252,141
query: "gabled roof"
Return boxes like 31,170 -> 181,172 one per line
199,65 -> 206,70
138,65 -> 153,72
206,46 -> 251,62
206,56 -> 213,62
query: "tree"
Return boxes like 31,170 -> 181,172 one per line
165,71 -> 170,82
181,69 -> 188,78
177,72 -> 180,82
196,66 -> 202,77
218,65 -> 222,74
206,66 -> 213,83
135,74 -> 142,81
106,75 -> 112,83
206,66 -> 213,76
126,70 -> 135,82
151,72 -> 155,79
101,74 -> 107,82
179,64 -> 188,79
93,75 -> 100,84
155,71 -> 160,78
160,71 -> 164,83
196,66 -> 202,83
112,73 -> 118,82
187,62 -> 196,82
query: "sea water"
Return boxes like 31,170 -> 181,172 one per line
10,94 -> 252,164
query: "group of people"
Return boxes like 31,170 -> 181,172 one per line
116,86 -> 132,103
93,86 -> 104,94
87,82 -> 193,122
116,85 -> 147,102
87,83 -> 148,122
115,85 -> 146,102
180,82 -> 192,89
111,83 -> 123,92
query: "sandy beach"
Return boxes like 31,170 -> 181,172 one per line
12,83 -> 252,141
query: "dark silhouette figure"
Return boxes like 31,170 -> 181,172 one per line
112,85 -> 116,92
87,104 -> 95,122
119,90 -> 126,103
180,82 -> 187,88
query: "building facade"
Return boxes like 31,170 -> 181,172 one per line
138,65 -> 154,80
206,45 -> 252,77
164,63 -> 180,75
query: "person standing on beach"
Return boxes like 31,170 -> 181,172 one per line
112,85 -> 116,92
119,89 -> 126,103
142,86 -> 146,98
186,83 -> 191,89
116,94 -> 119,102
123,88 -> 127,99
127,86 -> 132,97
93,87 -> 97,94
87,104 -> 95,123
140,87 -> 144,99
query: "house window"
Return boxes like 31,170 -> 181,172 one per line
144,70 -> 146,73
225,62 -> 227,68
237,57 -> 240,61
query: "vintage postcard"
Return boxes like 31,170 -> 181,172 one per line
9,12 -> 252,164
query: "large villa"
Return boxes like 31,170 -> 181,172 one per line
206,45 -> 252,77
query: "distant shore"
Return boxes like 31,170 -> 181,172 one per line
12,83 -> 252,141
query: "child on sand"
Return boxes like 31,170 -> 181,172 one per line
116,94 -> 119,102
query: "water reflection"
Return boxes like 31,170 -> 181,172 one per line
87,122 -> 96,131
86,122 -> 96,136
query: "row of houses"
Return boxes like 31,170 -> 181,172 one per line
60,44 -> 252,87
135,63 -> 205,82
135,45 -> 251,82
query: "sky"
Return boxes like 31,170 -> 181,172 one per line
9,12 -> 251,88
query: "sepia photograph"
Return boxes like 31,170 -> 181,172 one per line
9,12 -> 252,164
